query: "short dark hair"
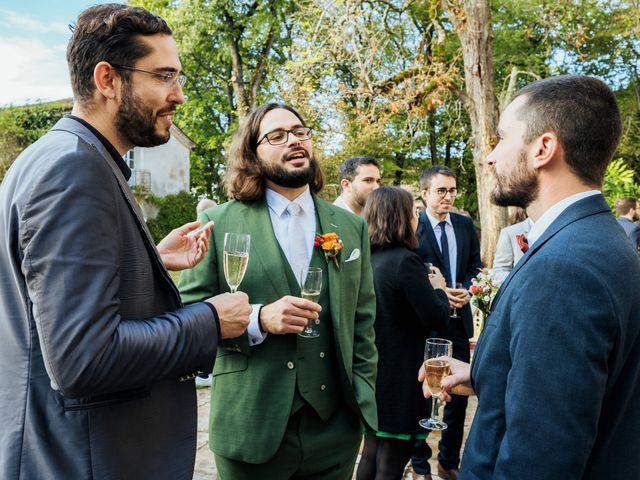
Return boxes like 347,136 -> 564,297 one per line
419,165 -> 456,191
67,4 -> 172,105
225,102 -> 324,201
513,75 -> 622,186
363,186 -> 419,250
338,157 -> 380,182
616,197 -> 638,216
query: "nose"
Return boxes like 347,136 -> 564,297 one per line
372,182 -> 380,190
169,82 -> 185,105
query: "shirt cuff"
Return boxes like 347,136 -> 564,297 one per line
202,302 -> 221,342
248,304 -> 268,346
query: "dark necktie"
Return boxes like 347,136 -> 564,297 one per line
438,221 -> 453,287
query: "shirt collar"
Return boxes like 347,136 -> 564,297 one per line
527,190 -> 600,246
265,186 -> 314,217
426,210 -> 451,229
67,115 -> 131,180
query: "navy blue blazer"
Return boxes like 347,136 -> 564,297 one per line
462,194 -> 640,479
416,211 -> 482,338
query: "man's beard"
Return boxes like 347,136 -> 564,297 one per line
262,154 -> 317,189
491,150 -> 538,208
116,87 -> 174,148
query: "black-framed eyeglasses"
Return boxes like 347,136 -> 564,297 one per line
110,64 -> 187,88
257,127 -> 312,146
431,187 -> 458,198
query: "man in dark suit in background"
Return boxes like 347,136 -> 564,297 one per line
0,5 -> 251,479
413,165 -> 482,480
615,197 -> 640,252
425,75 -> 640,479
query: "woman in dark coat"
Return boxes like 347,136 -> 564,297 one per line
356,186 -> 450,480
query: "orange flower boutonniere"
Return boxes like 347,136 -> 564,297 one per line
314,232 -> 343,268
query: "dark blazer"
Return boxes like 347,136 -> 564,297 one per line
416,212 -> 482,339
462,194 -> 640,479
0,117 -> 218,479
371,247 -> 450,434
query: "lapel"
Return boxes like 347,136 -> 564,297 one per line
51,117 -> 181,304
239,201 -> 291,299
313,198 -> 342,332
418,212 -> 445,266
490,194 -> 610,311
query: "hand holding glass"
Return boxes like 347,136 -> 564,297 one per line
299,267 -> 322,338
223,233 -> 250,293
450,282 -> 464,318
419,338 -> 453,431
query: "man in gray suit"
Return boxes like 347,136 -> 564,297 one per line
422,75 -> 640,478
0,4 -> 251,479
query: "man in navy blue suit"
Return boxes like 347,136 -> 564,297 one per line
413,165 -> 482,480
423,75 -> 640,479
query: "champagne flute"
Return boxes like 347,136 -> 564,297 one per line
298,267 -> 322,338
223,233 -> 250,293
419,338 -> 453,430
450,282 -> 464,318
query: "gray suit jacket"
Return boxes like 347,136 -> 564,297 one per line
461,194 -> 640,479
491,218 -> 532,283
0,117 -> 218,479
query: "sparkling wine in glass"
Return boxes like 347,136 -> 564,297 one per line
419,338 -> 453,431
450,282 -> 464,319
223,233 -> 250,293
299,267 -> 322,338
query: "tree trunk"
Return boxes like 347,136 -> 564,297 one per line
442,0 -> 507,266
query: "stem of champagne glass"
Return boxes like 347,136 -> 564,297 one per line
430,397 -> 438,420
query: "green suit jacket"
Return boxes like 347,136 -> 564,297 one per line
179,195 -> 378,463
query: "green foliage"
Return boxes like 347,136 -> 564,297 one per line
603,158 -> 640,209
0,101 -> 70,182
145,190 -> 199,243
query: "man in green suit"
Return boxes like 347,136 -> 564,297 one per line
179,103 -> 378,479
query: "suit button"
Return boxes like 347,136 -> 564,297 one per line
287,362 -> 295,370
320,384 -> 326,391
319,352 -> 325,358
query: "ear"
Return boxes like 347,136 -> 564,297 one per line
340,178 -> 351,191
93,61 -> 120,100
530,132 -> 560,170
421,189 -> 429,202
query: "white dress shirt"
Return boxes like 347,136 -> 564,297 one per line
527,190 -> 600,246
247,187 -> 317,345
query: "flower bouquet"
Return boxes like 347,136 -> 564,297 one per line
469,268 -> 500,333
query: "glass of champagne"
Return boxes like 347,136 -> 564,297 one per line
298,267 -> 322,338
419,338 -> 453,430
223,232 -> 250,293
450,282 -> 464,319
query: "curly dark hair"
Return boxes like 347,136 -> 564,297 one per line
67,3 -> 172,105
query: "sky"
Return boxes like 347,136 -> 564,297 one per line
1,1 -> 124,107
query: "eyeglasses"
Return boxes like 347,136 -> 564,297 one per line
257,127 -> 312,146
431,187 -> 458,198
110,64 -> 187,88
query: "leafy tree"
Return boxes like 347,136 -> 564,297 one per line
129,0 -> 297,198
0,101 -> 70,182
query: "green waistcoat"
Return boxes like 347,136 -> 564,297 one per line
282,243 -> 341,421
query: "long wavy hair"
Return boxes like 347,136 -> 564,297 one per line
363,186 -> 419,251
225,103 -> 324,201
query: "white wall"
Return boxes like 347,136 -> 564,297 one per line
135,134 -> 190,196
